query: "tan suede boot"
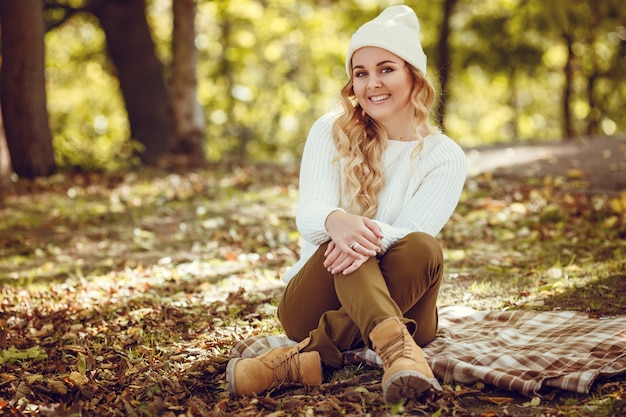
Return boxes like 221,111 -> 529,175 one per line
226,338 -> 322,398
369,317 -> 442,404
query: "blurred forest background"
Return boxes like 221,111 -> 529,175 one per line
0,0 -> 624,180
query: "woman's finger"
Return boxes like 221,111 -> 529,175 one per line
341,255 -> 370,275
324,241 -> 336,257
329,256 -> 354,275
348,236 -> 379,256
323,245 -> 341,269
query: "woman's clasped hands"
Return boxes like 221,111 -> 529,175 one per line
323,210 -> 384,275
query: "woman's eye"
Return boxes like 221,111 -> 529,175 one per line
354,71 -> 366,78
381,67 -> 393,73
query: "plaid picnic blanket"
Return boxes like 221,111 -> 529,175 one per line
231,306 -> 626,397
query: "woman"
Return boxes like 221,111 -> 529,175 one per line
227,5 -> 467,404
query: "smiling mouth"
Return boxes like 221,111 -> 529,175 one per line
369,94 -> 390,103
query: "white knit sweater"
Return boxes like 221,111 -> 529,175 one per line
282,112 -> 468,283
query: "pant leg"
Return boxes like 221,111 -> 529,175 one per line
278,242 -> 337,341
378,232 -> 444,346
278,232 -> 443,366
278,242 -> 361,368
333,256 -> 404,345
278,241 -> 399,367
279,250 -> 401,367
331,232 -> 443,347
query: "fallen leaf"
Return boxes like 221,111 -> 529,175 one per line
0,346 -> 48,364
47,379 -> 69,395
478,396 -> 514,405
67,371 -> 89,386
523,397 -> 541,407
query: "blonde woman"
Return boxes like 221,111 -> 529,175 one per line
227,5 -> 467,404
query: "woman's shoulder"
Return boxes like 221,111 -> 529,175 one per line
423,133 -> 468,170
302,112 -> 342,154
426,132 -> 465,156
311,111 -> 341,130
305,112 -> 341,144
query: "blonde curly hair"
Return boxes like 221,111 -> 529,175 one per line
332,63 -> 440,218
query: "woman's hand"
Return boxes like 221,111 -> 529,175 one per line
323,210 -> 384,274
325,210 -> 383,254
323,241 -> 371,275
325,210 -> 383,256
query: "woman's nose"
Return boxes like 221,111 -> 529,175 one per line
367,75 -> 382,89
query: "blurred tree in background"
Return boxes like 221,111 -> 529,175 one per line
0,0 -> 624,177
0,0 -> 56,178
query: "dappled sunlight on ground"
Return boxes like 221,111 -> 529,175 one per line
0,145 -> 625,414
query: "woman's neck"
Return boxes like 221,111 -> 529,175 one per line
379,115 -> 423,141
384,125 -> 419,142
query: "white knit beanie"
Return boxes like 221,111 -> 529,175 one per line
345,5 -> 427,77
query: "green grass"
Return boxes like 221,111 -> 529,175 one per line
0,164 -> 624,416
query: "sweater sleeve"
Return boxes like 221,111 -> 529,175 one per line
295,113 -> 342,245
375,136 -> 467,252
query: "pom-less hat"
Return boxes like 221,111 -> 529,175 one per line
345,5 -> 427,77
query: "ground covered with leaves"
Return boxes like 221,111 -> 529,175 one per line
1,142 -> 625,416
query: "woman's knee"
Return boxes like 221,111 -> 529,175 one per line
401,232 -> 443,262
278,296 -> 313,341
277,246 -> 338,342
414,327 -> 437,347
383,232 -> 443,277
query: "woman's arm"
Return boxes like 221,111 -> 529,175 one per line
295,114 -> 383,275
376,137 -> 468,252
295,114 -> 344,245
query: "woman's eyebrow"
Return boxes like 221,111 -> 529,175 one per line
352,60 -> 397,71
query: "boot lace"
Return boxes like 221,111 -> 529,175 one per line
377,331 -> 412,368
271,349 -> 302,385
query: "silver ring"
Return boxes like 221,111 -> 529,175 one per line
350,242 -> 360,250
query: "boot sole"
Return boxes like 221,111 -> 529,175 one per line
383,370 -> 437,404
226,358 -> 240,398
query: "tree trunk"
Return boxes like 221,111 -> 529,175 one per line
585,12 -> 600,137
217,13 -> 241,159
586,73 -> 599,136
0,0 -> 56,178
169,0 -> 206,166
0,102 -> 13,204
89,0 -> 173,165
562,31 -> 575,141
508,69 -> 520,140
434,0 -> 456,129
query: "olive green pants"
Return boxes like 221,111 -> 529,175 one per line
277,232 -> 443,368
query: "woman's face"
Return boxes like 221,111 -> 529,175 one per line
351,47 -> 414,129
